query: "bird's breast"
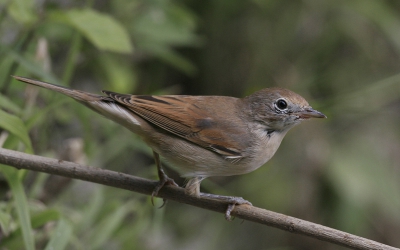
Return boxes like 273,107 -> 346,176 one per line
233,129 -> 287,175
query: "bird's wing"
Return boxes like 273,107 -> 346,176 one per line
102,91 -> 247,161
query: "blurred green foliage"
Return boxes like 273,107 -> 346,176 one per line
0,0 -> 399,249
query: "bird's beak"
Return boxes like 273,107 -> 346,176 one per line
296,108 -> 327,119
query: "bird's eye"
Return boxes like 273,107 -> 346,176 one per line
275,99 -> 288,110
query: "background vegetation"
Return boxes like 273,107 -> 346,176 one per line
0,0 -> 399,249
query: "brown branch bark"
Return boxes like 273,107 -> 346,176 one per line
0,148 -> 397,250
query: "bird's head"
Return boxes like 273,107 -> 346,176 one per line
244,87 -> 326,132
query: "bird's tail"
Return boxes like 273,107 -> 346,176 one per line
12,76 -> 143,133
12,76 -> 104,102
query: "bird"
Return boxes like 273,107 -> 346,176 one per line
12,76 -> 326,219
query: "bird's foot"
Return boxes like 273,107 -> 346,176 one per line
151,172 -> 179,208
199,193 -> 252,221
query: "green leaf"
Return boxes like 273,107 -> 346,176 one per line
133,3 -> 200,47
0,109 -> 32,152
0,166 -> 35,250
0,93 -> 22,115
140,43 -> 197,75
25,99 -> 68,130
50,9 -> 133,54
31,209 -> 61,229
0,205 -> 12,236
87,202 -> 133,250
44,219 -> 72,250
7,50 -> 61,85
7,0 -> 37,25
77,188 -> 104,232
98,54 -> 137,93
7,208 -> 62,243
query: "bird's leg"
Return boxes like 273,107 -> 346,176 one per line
151,151 -> 178,206
185,177 -> 252,220
184,176 -> 205,196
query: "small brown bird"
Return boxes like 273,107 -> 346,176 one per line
13,76 -> 326,219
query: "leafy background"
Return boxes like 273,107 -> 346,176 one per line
0,0 -> 400,249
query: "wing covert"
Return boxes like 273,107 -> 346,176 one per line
102,91 -> 247,161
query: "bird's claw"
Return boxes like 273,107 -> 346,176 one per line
224,197 -> 252,221
151,174 -> 179,207
199,193 -> 252,220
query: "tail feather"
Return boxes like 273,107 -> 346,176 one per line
12,75 -> 143,133
12,76 -> 103,102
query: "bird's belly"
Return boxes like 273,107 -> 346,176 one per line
145,130 -> 285,178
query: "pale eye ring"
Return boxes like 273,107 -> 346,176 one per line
275,99 -> 288,110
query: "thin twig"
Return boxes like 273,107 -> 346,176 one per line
0,148 -> 398,250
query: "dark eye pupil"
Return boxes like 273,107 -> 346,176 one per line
276,99 -> 287,109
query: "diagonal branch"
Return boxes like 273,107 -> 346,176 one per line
0,148 -> 397,250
